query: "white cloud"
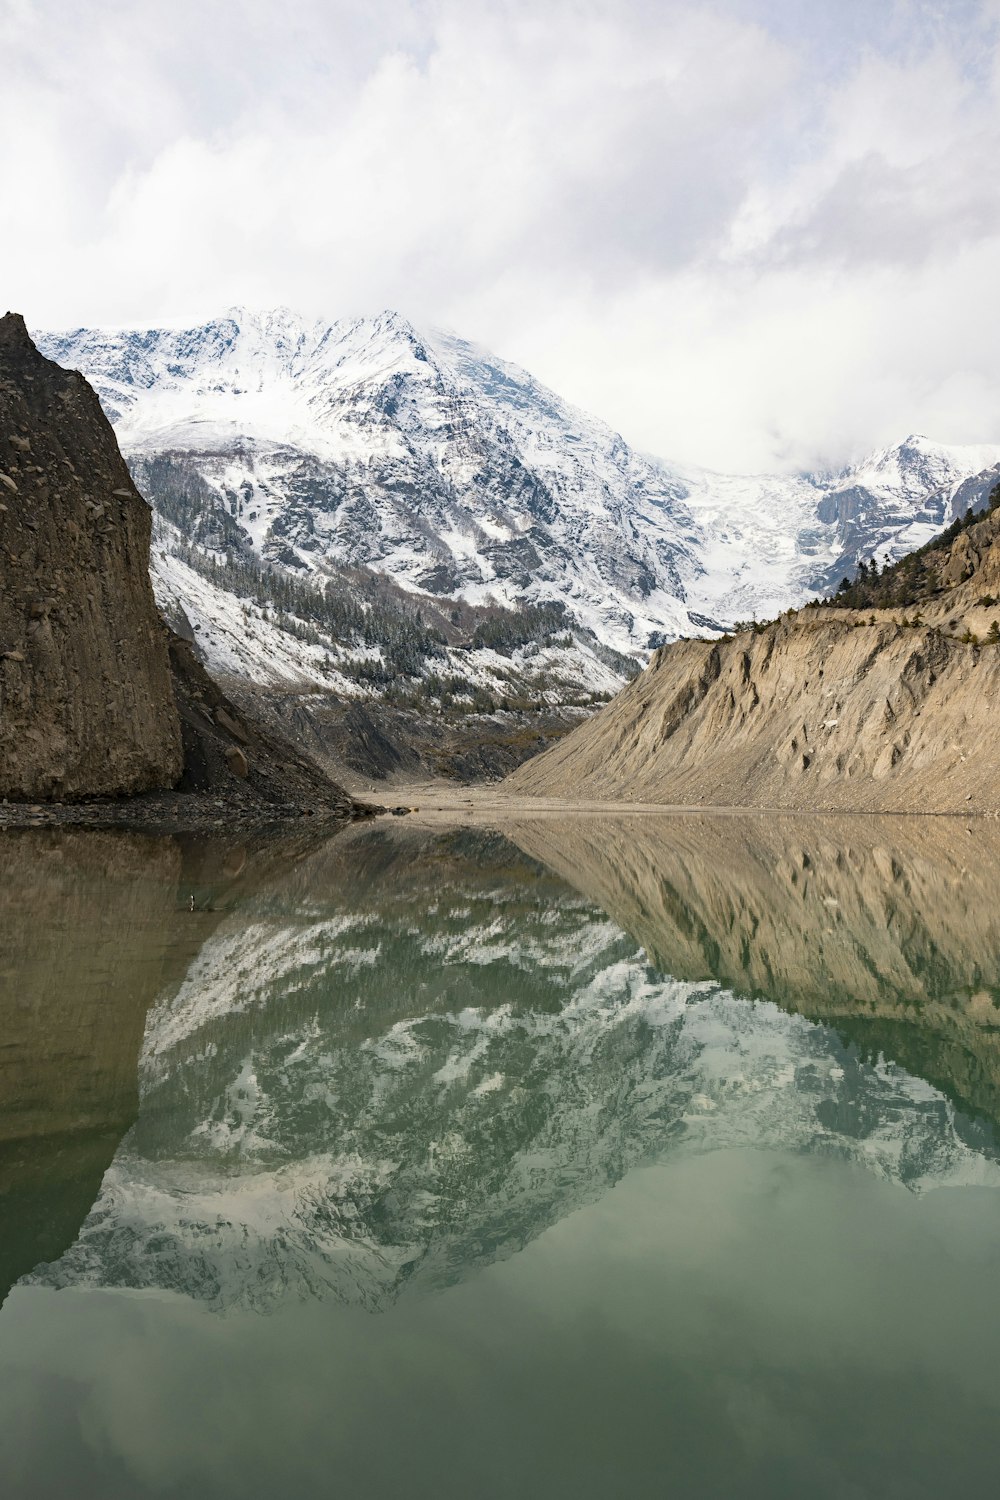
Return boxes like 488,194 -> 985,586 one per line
4,0 -> 1000,471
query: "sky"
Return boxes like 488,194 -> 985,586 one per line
4,0 -> 1000,473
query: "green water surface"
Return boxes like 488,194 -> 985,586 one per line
1,816 -> 999,1498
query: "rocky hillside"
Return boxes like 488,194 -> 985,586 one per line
0,312 -> 181,799
508,505 -> 1000,813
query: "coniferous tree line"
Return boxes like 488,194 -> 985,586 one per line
469,602 -> 568,654
817,484 -> 1000,611
169,538 -> 449,679
141,454 -> 610,691
135,455 -> 247,552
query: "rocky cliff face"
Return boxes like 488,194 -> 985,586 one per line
0,312 -> 182,799
508,507 -> 1000,813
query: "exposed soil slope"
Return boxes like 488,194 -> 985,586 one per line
0,312 -> 181,798
509,507 -> 1000,812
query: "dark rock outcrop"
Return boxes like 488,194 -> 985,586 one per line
0,312 -> 182,799
166,631 -> 359,815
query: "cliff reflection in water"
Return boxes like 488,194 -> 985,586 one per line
10,814 -> 1000,1315
0,831 -> 175,1306
507,813 -> 1000,1129
0,827 -> 338,1307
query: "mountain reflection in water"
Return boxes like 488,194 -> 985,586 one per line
6,814 -> 1000,1316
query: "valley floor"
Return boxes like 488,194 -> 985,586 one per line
366,782 -> 997,827
4,777 -> 996,832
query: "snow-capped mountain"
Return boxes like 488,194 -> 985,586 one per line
37,309 -> 701,661
35,309 -> 1000,673
679,435 -> 1000,624
27,826 -> 1000,1315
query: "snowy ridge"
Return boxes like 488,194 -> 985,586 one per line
37,310 -> 1000,673
39,310 -> 698,659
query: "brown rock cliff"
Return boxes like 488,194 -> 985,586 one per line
0,312 -> 182,798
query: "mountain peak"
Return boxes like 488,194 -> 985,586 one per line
220,305 -> 422,346
371,307 -> 413,330
0,311 -> 34,354
363,308 -> 428,350
223,304 -> 308,329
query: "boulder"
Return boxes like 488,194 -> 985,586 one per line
225,745 -> 250,779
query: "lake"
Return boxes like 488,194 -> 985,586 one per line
2,812 -> 1000,1498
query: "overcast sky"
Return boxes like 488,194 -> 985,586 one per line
4,0 -> 1000,472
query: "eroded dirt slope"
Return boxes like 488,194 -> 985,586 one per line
509,507 -> 1000,812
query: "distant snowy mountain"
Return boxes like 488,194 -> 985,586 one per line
35,309 -> 1000,685
678,434 -> 1000,625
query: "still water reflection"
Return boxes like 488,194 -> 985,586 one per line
2,816 -> 1000,1497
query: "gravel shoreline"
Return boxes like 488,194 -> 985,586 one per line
0,790 -> 385,833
